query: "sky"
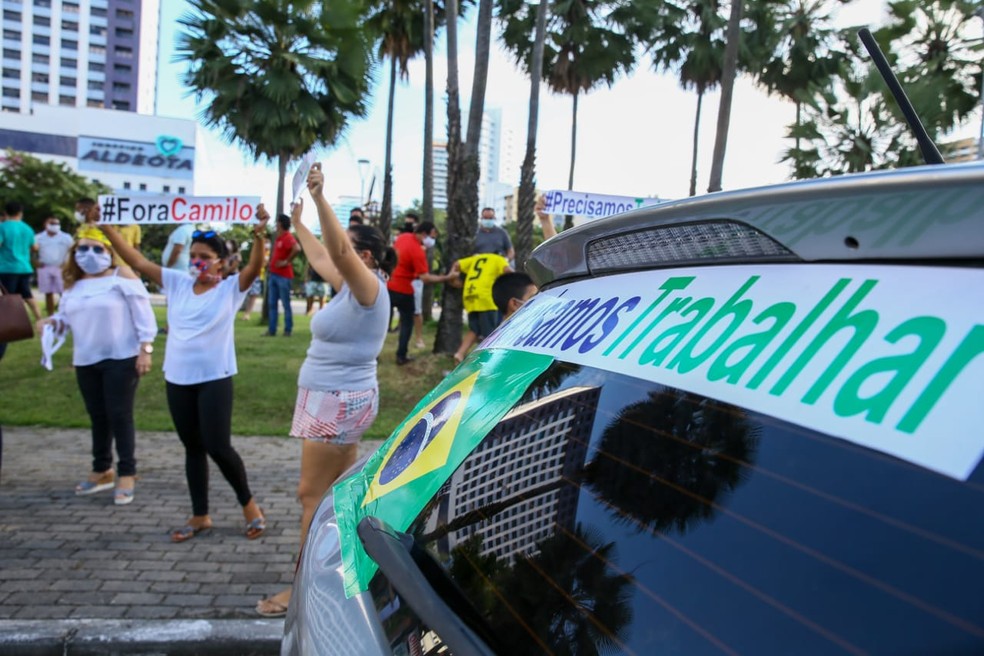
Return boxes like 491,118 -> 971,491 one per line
154,1 -> 976,213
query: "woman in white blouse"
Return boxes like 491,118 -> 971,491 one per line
101,208 -> 270,543
37,224 -> 157,505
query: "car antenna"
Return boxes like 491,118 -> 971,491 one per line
858,28 -> 945,165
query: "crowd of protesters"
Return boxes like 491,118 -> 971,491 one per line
0,167 -> 559,618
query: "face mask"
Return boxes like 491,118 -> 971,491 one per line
75,248 -> 111,275
422,236 -> 436,248
74,211 -> 88,223
46,224 -> 60,234
189,258 -> 221,283
480,219 -> 496,229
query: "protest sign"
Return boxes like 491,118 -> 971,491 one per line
96,195 -> 262,225
291,152 -> 319,202
541,189 -> 664,221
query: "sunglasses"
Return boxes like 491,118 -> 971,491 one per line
76,244 -> 106,254
192,230 -> 217,239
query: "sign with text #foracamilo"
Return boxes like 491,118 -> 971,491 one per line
480,264 -> 984,481
96,195 -> 262,224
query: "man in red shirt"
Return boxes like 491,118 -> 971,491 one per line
387,221 -> 453,364
266,213 -> 301,336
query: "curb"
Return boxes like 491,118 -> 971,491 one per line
0,619 -> 283,655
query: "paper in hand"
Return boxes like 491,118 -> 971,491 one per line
291,151 -> 318,202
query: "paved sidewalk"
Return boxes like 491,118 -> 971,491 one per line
0,426 -> 381,652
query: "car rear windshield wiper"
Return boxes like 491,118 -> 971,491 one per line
357,516 -> 499,656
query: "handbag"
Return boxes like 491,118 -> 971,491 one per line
0,281 -> 34,342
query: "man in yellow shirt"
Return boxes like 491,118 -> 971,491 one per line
114,224 -> 141,267
452,252 -> 511,363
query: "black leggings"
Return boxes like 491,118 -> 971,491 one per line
75,357 -> 139,477
389,290 -> 415,360
166,377 -> 253,516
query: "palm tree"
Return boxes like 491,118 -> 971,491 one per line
178,0 -> 374,215
491,525 -> 635,655
368,0 -> 430,242
422,0 -> 437,226
435,0 -> 494,354
756,0 -> 847,156
583,389 -> 759,535
793,69 -> 912,176
646,0 -> 726,197
707,0 -> 743,193
502,0 -> 637,229
499,0 -> 549,271
874,0 -> 980,140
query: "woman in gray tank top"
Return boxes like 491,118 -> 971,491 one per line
256,164 -> 396,618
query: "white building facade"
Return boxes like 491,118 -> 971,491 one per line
1,0 -> 159,115
0,103 -> 196,194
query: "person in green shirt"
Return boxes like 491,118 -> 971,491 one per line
0,201 -> 41,322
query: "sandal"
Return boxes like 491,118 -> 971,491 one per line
114,476 -> 136,506
255,597 -> 289,618
245,512 -> 266,540
75,471 -> 115,496
170,522 -> 212,543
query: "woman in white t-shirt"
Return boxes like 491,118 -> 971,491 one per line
36,224 -> 157,506
101,208 -> 270,543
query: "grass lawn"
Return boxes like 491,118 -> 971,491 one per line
0,305 -> 460,440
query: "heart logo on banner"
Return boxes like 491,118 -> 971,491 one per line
155,136 -> 183,157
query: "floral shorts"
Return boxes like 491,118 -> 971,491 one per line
290,387 -> 378,445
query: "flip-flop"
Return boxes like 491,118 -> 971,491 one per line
245,514 -> 266,540
170,524 -> 211,543
75,478 -> 115,496
255,597 -> 289,618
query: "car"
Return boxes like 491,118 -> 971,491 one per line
283,162 -> 984,655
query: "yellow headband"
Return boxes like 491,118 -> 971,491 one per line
76,225 -> 112,247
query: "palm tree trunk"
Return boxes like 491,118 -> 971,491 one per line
436,0 -> 465,354
689,90 -> 703,197
276,152 -> 288,216
381,56 -> 397,243
795,100 -> 801,153
707,0 -> 743,194
568,91 -> 578,190
564,90 -> 579,230
437,0 -> 492,354
515,0 -> 549,272
422,0 -> 435,227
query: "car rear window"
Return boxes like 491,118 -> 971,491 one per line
367,360 -> 984,654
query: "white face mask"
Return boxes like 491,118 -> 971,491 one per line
422,236 -> 436,248
480,218 -> 496,229
74,210 -> 88,223
74,248 -> 111,275
45,223 -> 60,234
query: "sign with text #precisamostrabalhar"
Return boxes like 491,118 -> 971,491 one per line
480,264 -> 984,480
541,189 -> 664,220
96,195 -> 262,224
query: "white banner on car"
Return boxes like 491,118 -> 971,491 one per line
96,194 -> 262,224
481,264 -> 984,480
541,189 -> 664,220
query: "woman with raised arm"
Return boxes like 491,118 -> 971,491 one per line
255,164 -> 396,618
101,208 -> 270,543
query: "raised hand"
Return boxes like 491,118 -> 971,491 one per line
307,163 -> 324,197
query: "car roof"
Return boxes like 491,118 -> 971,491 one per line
528,162 -> 984,288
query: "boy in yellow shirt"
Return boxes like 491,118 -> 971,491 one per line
452,252 -> 511,363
